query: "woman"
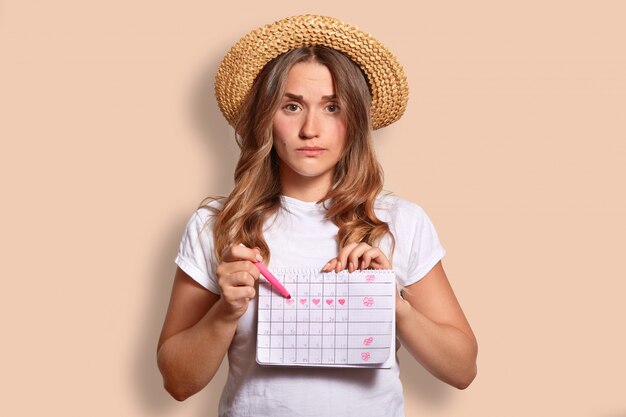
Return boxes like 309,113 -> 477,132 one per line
157,15 -> 477,417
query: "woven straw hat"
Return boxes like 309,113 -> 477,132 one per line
214,14 -> 409,130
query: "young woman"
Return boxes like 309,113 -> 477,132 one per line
157,15 -> 477,417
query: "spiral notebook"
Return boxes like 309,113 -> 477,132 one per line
256,268 -> 396,368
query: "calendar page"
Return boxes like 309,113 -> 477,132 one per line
256,269 -> 396,368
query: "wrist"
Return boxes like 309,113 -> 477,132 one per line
211,298 -> 244,325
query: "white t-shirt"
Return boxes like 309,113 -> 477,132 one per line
175,194 -> 446,417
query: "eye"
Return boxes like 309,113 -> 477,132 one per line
284,103 -> 301,112
325,103 -> 340,113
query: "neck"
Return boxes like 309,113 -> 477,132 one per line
280,171 -> 332,203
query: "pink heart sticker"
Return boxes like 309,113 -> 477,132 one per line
361,352 -> 371,361
299,298 -> 307,305
338,299 -> 345,305
286,299 -> 295,305
312,299 -> 320,306
325,299 -> 333,305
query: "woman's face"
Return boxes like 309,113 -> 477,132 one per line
272,61 -> 347,194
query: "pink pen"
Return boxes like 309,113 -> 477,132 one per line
254,261 -> 291,299
238,243 -> 291,299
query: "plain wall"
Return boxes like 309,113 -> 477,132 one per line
1,1 -> 625,416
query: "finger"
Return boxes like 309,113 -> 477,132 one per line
361,247 -> 391,270
220,271 -> 256,290
217,260 -> 261,280
347,243 -> 373,272
222,244 -> 263,263
336,242 -> 359,272
360,248 -> 374,270
322,258 -> 337,272
371,254 -> 392,270
238,243 -> 264,262
217,264 -> 261,292
222,285 -> 256,304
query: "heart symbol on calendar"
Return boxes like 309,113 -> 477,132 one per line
337,299 -> 345,305
312,299 -> 320,306
365,275 -> 375,283
299,298 -> 307,305
363,337 -> 373,346
286,299 -> 295,305
363,297 -> 374,307
361,352 -> 371,361
325,299 -> 333,305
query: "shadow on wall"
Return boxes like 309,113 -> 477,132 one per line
397,348 -> 453,409
187,53 -> 240,197
132,212 -> 229,415
131,50 -> 236,415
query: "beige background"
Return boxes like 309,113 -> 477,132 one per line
1,0 -> 624,416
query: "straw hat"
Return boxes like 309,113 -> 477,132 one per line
214,14 -> 409,130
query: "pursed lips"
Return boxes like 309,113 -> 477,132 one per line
296,146 -> 327,156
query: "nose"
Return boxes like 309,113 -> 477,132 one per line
299,110 -> 319,139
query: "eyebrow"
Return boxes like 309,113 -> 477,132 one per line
284,93 -> 337,100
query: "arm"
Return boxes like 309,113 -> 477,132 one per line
324,245 -> 478,389
157,246 -> 262,401
396,261 -> 477,389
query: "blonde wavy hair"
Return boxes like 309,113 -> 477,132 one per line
203,46 -> 394,264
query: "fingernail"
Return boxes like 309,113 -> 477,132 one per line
255,253 -> 263,262
349,262 -> 354,272
322,262 -> 331,271
336,261 -> 342,272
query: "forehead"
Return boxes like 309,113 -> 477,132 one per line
284,61 -> 335,94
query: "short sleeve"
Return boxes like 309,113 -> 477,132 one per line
174,208 -> 221,294
384,197 -> 446,287
405,204 -> 446,285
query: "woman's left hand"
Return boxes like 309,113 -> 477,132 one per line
322,243 -> 411,319
322,242 -> 391,272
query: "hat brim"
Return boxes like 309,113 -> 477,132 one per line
214,14 -> 409,131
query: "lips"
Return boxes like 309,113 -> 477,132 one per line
296,146 -> 326,156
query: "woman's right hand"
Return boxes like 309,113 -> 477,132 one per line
214,244 -> 263,321
157,246 -> 262,400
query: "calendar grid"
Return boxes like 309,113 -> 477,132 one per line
257,269 -> 395,368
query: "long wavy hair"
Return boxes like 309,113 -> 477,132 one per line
204,45 -> 393,264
